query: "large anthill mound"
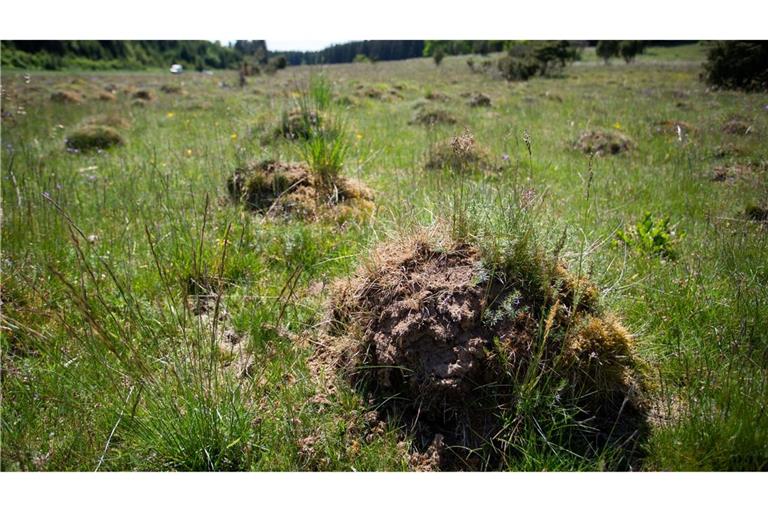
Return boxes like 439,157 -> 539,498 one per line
65,125 -> 124,152
322,231 -> 647,469
227,159 -> 374,222
425,130 -> 495,173
575,130 -> 634,156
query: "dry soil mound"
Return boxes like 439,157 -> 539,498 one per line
322,232 -> 647,468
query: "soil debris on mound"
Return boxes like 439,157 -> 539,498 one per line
410,108 -> 458,126
50,90 -> 83,104
467,93 -> 492,108
132,89 -> 155,101
321,231 -> 647,469
575,129 -> 634,156
227,159 -> 374,222
65,125 -> 124,152
722,118 -> 753,135
425,130 -> 495,172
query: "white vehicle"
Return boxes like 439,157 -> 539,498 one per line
169,64 -> 183,74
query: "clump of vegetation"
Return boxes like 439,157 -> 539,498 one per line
702,41 -> 768,92
467,93 -> 491,108
50,90 -> 83,104
574,129 -> 634,156
433,47 -> 445,66
615,212 -> 681,259
409,107 -> 457,126
425,130 -> 494,172
321,220 -> 647,469
277,108 -> 322,140
65,125 -> 124,152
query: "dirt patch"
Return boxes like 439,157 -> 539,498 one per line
227,159 -> 374,223
425,130 -> 495,172
65,125 -> 124,152
319,231 -> 647,469
722,118 -> 753,135
50,90 -> 83,104
467,93 -> 492,108
410,108 -> 457,127
575,129 -> 634,156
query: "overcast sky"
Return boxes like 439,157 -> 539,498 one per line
266,40 -> 346,52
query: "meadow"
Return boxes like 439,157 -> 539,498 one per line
2,44 -> 767,471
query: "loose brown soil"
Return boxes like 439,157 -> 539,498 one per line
227,159 -> 374,223
319,231 -> 648,469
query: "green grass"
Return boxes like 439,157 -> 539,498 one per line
2,47 -> 767,471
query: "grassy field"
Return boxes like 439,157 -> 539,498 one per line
2,45 -> 767,471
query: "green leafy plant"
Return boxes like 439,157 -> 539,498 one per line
615,212 -> 681,258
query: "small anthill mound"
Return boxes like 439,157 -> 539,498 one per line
575,130 -> 634,156
654,120 -> 695,136
227,159 -> 374,222
65,125 -> 124,152
160,84 -> 185,95
276,108 -> 321,140
321,230 -> 647,469
132,89 -> 154,101
97,91 -> 117,102
410,108 -> 458,126
467,93 -> 492,108
745,204 -> 768,224
425,130 -> 494,172
50,90 -> 83,104
425,91 -> 450,102
722,118 -> 753,135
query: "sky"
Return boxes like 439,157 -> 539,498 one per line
266,40 -> 347,52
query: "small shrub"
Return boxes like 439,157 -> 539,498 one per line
619,41 -> 646,63
702,41 -> 768,92
615,212 -> 681,258
433,48 -> 445,66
